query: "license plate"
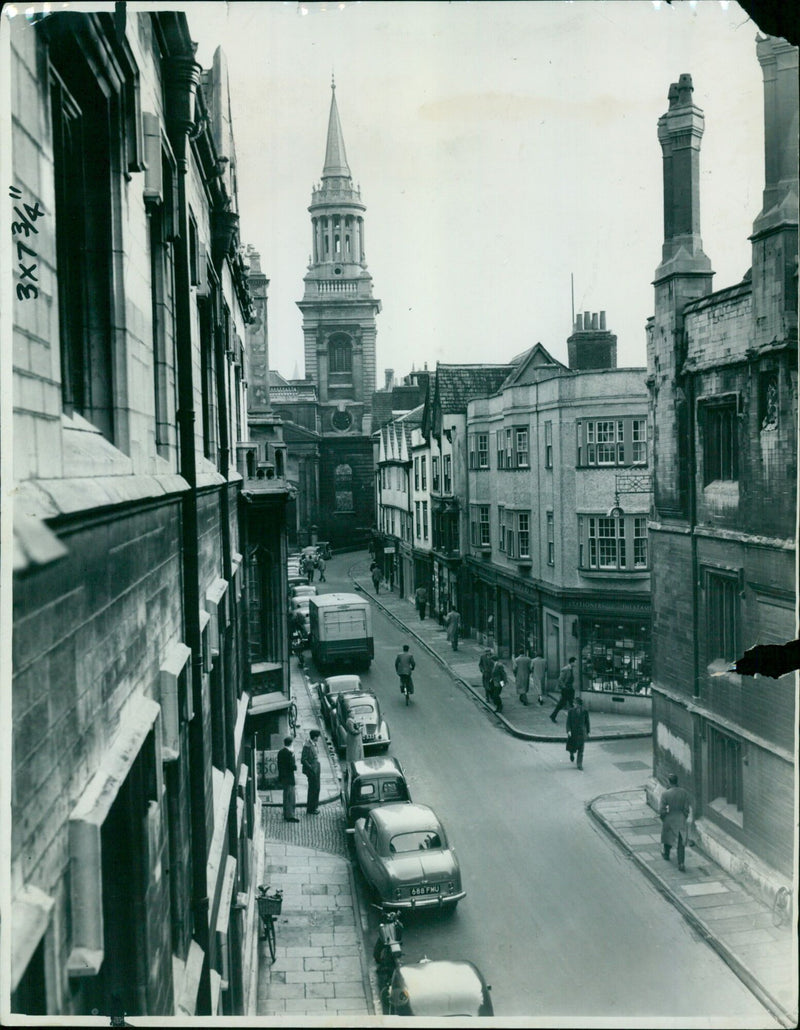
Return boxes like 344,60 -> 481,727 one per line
410,885 -> 440,897
363,734 -> 376,742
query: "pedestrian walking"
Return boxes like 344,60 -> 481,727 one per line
489,656 -> 507,712
301,729 -> 322,815
445,607 -> 461,651
345,714 -> 364,763
565,697 -> 591,769
512,649 -> 532,705
415,585 -> 428,620
277,736 -> 299,822
370,562 -> 382,594
304,555 -> 315,584
532,651 -> 547,705
659,773 -> 693,871
550,657 -> 576,723
479,647 -> 494,701
317,555 -> 326,582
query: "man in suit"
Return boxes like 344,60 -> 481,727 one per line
277,736 -> 299,822
550,657 -> 576,723
660,773 -> 692,871
301,729 -> 322,815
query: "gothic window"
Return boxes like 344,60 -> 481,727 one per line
335,464 -> 354,512
329,336 -> 352,374
703,401 -> 738,483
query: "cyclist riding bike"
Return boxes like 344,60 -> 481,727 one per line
395,644 -> 416,701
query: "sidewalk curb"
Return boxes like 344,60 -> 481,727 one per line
351,579 -> 651,744
587,792 -> 796,1030
345,853 -> 377,1016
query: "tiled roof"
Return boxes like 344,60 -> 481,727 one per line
434,364 -> 516,412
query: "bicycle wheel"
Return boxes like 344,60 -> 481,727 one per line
265,915 -> 277,961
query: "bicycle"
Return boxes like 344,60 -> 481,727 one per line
288,699 -> 299,735
772,885 -> 792,928
257,885 -> 284,961
399,674 -> 414,706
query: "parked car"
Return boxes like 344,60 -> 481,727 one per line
316,674 -> 362,731
287,571 -> 306,589
353,804 -> 465,912
289,596 -> 311,616
290,584 -> 317,600
385,959 -> 493,1016
332,691 -> 390,755
341,756 -> 411,830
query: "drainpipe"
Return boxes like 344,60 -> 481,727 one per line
163,50 -> 212,1017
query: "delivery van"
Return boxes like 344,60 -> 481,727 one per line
309,593 -> 373,671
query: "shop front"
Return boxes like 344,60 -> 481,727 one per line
579,617 -> 651,695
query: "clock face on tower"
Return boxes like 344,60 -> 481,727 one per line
331,408 -> 353,432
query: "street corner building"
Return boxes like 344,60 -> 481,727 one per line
7,9 -> 290,1019
645,44 -> 798,903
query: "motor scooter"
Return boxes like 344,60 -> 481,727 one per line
372,906 -> 404,979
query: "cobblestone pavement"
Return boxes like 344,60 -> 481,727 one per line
591,791 -> 797,1028
262,800 -> 348,857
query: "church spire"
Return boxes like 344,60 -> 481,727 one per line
322,75 -> 351,180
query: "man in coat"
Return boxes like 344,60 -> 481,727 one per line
489,656 -> 507,713
659,773 -> 693,871
316,556 -> 326,582
512,649 -> 532,705
532,651 -> 547,705
277,736 -> 299,822
479,648 -> 494,701
345,714 -> 364,763
301,729 -> 322,815
566,697 -> 590,769
370,562 -> 382,594
445,607 -> 461,651
415,585 -> 428,620
550,657 -> 577,723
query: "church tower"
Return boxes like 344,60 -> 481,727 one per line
298,78 -> 381,431
296,80 -> 381,545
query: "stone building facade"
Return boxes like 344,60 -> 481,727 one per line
464,335 -> 653,709
10,11 -> 263,1017
645,40 -> 797,895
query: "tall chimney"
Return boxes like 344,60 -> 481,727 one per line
753,35 -> 799,235
384,368 -> 395,390
654,72 -> 713,283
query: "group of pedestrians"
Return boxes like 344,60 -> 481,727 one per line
302,552 -> 326,584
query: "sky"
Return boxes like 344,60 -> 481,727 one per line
177,0 -> 769,381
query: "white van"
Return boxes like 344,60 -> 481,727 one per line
309,593 -> 374,671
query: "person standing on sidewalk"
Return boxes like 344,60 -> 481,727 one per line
370,562 -> 382,594
566,697 -> 590,769
512,648 -> 532,705
660,773 -> 693,871
277,736 -> 299,822
550,657 -> 576,723
445,606 -> 461,651
301,729 -> 322,815
532,651 -> 547,705
489,656 -> 507,713
415,585 -> 428,620
479,648 -> 494,701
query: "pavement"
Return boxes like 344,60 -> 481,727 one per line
248,556 -> 797,1026
252,659 -> 374,1018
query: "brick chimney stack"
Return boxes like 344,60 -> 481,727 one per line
567,310 -> 617,370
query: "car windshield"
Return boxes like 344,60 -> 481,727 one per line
389,831 -> 442,853
348,704 -> 376,718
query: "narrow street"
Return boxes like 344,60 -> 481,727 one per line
309,555 -> 776,1023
